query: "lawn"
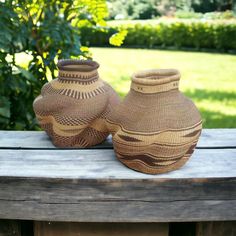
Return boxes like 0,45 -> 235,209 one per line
91,47 -> 236,128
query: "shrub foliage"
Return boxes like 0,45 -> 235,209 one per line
107,0 -> 235,20
81,20 -> 236,52
0,0 -> 111,130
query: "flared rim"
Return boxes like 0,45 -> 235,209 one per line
57,59 -> 99,72
132,69 -> 180,86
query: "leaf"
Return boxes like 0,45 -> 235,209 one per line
16,66 -> 37,82
0,0 -> 110,130
0,96 -> 11,118
109,29 -> 127,46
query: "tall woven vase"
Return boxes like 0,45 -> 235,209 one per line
33,59 -> 120,148
106,69 -> 202,174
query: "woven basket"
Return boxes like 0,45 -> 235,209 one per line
33,59 -> 120,147
106,69 -> 202,174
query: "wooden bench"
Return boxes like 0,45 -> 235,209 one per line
0,129 -> 235,236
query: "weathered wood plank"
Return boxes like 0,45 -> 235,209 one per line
196,221 -> 236,236
0,148 -> 235,222
34,222 -> 169,236
0,149 -> 235,179
0,199 -> 235,222
0,130 -> 235,222
0,220 -> 21,236
0,131 -> 112,149
0,177 -> 235,202
0,129 -> 235,149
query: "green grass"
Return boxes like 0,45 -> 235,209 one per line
91,47 -> 236,128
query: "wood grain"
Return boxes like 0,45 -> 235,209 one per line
0,199 -> 235,222
0,130 -> 235,222
0,148 -> 235,221
0,177 -> 235,202
34,222 -> 168,236
0,129 -> 236,149
0,149 -> 235,179
0,131 -> 112,149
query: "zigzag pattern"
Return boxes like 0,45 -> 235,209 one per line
41,122 -> 108,148
107,120 -> 201,174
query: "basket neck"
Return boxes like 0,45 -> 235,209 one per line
57,59 -> 99,83
131,69 -> 180,94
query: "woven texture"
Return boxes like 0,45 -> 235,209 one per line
33,59 -> 120,147
106,69 -> 202,174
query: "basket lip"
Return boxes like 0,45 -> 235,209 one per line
57,59 -> 99,72
132,69 -> 180,85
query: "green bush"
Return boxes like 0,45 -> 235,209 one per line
107,0 -> 160,20
0,0 -> 110,130
203,11 -> 235,20
175,11 -> 203,19
192,0 -> 233,13
107,0 -> 235,20
80,20 -> 236,52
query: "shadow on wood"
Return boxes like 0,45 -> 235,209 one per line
169,222 -> 196,236
0,220 -> 21,236
34,222 -> 169,236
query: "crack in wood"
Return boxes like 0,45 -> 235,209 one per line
0,198 -> 235,204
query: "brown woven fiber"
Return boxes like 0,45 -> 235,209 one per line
33,59 -> 120,147
106,69 -> 202,174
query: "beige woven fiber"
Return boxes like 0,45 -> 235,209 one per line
106,69 -> 202,174
33,59 -> 120,147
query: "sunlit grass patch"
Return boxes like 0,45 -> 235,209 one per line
91,47 -> 236,128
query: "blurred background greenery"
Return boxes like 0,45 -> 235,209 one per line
0,0 -> 236,130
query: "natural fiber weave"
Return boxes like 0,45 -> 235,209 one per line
33,59 -> 120,147
106,69 -> 202,174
